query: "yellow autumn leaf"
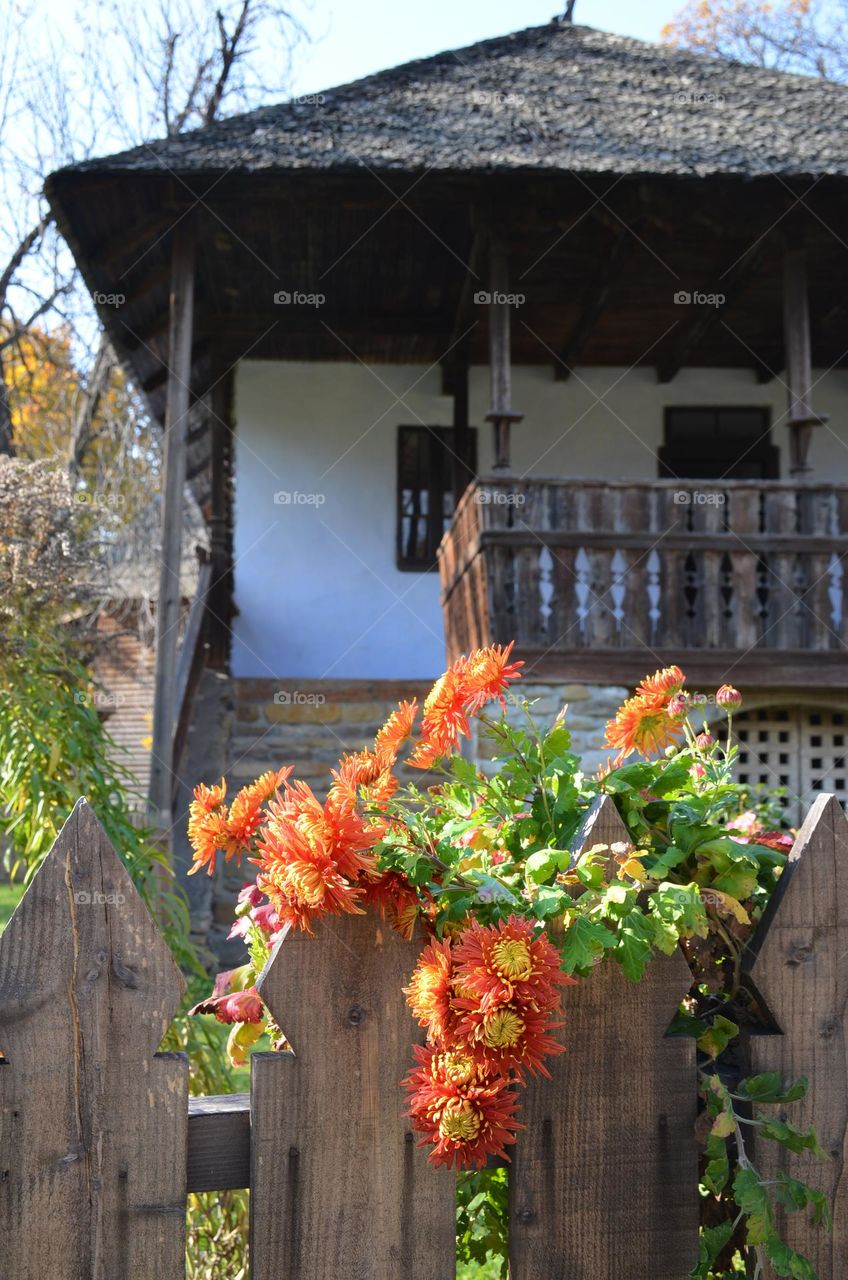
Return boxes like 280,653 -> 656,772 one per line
619,856 -> 648,883
704,889 -> 750,924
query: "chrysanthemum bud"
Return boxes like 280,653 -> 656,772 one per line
716,684 -> 742,711
695,731 -> 715,750
666,692 -> 688,719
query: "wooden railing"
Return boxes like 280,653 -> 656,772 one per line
1,794 -> 847,1277
439,477 -> 848,685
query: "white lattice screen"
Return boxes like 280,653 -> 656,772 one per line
733,706 -> 848,823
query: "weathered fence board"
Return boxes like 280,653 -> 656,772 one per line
252,912 -> 457,1280
510,796 -> 699,1279
0,799 -> 188,1280
745,793 -> 848,1278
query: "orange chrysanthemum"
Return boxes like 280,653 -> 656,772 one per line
404,937 -> 458,1045
455,998 -> 565,1079
188,779 -> 230,875
409,646 -> 523,769
226,767 -> 292,854
604,691 -> 684,759
404,1045 -> 523,1169
255,819 -> 366,936
462,642 -> 524,714
452,916 -> 574,1014
636,665 -> 685,699
374,699 -> 418,760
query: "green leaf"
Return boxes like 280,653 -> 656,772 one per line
703,1133 -> 730,1194
689,1220 -> 735,1279
775,1173 -> 833,1229
737,1073 -> 808,1106
733,1166 -> 771,1246
764,1234 -> 818,1279
560,915 -> 616,974
697,1015 -> 739,1060
759,1118 -> 828,1160
524,849 -> 558,885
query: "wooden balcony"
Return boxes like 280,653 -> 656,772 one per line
439,478 -> 848,687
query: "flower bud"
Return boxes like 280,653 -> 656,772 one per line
666,692 -> 688,719
716,684 -> 742,711
695,731 -> 715,750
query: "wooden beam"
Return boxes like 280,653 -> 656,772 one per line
783,241 -> 828,476
451,361 -> 475,502
485,232 -> 523,470
207,371 -> 236,671
443,224 -> 485,390
148,220 -> 195,833
187,1093 -> 250,1193
554,222 -> 633,380
656,241 -> 768,383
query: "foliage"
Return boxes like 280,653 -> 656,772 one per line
186,651 -> 830,1275
663,0 -> 848,83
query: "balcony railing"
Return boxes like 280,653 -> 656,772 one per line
438,478 -> 848,686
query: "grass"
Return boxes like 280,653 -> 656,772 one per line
0,880 -> 23,931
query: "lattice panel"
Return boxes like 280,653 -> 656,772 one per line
734,706 -> 848,823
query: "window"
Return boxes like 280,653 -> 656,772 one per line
397,426 -> 477,571
659,407 -> 778,479
733,706 -> 848,824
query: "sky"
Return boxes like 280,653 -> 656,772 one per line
289,0 -> 683,96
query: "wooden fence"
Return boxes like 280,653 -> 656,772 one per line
0,793 -> 846,1278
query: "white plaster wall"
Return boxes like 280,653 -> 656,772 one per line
232,360 -> 848,679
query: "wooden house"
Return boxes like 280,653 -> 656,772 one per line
45,19 -> 848,943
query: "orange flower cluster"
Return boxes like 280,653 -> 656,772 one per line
403,916 -> 573,1168
409,643 -> 523,768
187,769 -> 292,876
604,664 -> 686,761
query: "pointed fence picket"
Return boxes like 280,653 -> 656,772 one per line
0,794 -> 846,1278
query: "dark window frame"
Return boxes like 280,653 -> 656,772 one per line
396,425 -> 477,572
659,405 -> 779,480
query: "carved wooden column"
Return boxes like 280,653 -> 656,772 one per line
485,232 -> 523,471
783,240 -> 827,476
149,219 -> 196,835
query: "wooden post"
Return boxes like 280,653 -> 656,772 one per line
744,793 -> 848,1278
451,360 -> 475,503
485,232 -> 523,471
509,795 -> 699,1279
207,369 -> 235,671
0,800 -> 188,1279
148,221 -> 195,835
251,913 -> 456,1280
783,242 -> 827,477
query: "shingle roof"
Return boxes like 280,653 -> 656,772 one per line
55,21 -> 848,181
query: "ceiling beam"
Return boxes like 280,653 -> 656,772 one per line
554,221 -> 634,380
656,240 -> 770,383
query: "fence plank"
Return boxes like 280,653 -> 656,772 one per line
510,795 -> 699,1279
252,911 -> 456,1280
744,792 -> 848,1278
0,799 -> 188,1280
